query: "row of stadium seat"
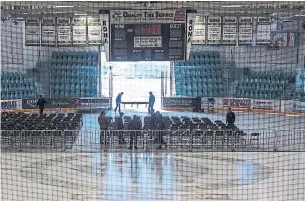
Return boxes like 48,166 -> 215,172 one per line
175,58 -> 221,66
51,90 -> 96,97
1,72 -> 37,99
51,58 -> 98,66
235,91 -> 282,100
189,51 -> 220,59
247,71 -> 294,81
52,51 -> 99,60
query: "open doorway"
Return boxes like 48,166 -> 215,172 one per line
100,52 -> 170,112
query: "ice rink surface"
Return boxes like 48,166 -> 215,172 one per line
1,110 -> 305,201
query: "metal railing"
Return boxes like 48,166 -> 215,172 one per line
1,129 -> 305,152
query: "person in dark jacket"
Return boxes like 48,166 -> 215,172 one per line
36,95 -> 47,114
226,107 -> 236,129
156,114 -> 166,149
98,111 -> 110,146
148,92 -> 155,114
150,112 -> 158,130
129,115 -> 141,149
116,112 -> 125,144
114,92 -> 124,113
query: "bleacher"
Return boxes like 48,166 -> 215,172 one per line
1,72 -> 37,100
174,51 -> 226,97
235,71 -> 294,99
50,51 -> 99,97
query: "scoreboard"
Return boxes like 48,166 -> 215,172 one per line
101,9 -> 196,62
111,23 -> 185,61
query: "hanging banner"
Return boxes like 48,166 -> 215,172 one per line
25,18 -> 40,46
238,17 -> 253,45
192,15 -> 206,45
186,10 -> 197,60
57,17 -> 71,46
100,10 -> 110,61
222,17 -> 237,45
41,17 -> 56,46
270,32 -> 296,47
72,18 -> 87,45
257,17 -> 271,44
87,17 -> 102,45
207,16 -> 222,45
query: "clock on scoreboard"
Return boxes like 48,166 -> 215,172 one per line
100,9 -> 196,62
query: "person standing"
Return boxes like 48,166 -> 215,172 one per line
36,95 -> 47,114
98,111 -> 110,147
116,112 -> 125,144
156,114 -> 166,149
226,107 -> 236,129
148,92 -> 155,114
129,115 -> 141,149
115,92 -> 124,113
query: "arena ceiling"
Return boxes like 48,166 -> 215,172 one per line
1,1 -> 305,21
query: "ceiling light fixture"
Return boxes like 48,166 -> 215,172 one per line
55,6 -> 74,8
74,13 -> 87,16
222,5 -> 242,8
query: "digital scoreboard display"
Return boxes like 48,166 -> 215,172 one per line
111,23 -> 185,61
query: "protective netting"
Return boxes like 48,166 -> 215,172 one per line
1,1 -> 305,201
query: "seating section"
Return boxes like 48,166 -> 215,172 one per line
50,51 -> 99,97
295,91 -> 305,101
1,72 -> 37,100
235,71 -> 294,99
174,51 -> 225,97
1,112 -> 83,150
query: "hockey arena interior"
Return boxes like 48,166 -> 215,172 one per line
1,1 -> 305,201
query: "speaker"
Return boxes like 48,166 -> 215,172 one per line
192,97 -> 201,112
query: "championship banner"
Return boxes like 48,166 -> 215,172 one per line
257,17 -> 271,44
252,99 -> 274,110
1,99 -> 22,111
41,17 -> 56,46
100,10 -> 110,61
238,17 -> 253,45
192,15 -> 206,45
223,98 -> 251,109
87,17 -> 102,45
57,18 -> 72,46
22,98 -> 80,109
222,17 -> 237,45
292,101 -> 305,113
72,18 -> 87,45
207,16 -> 222,44
162,97 -> 194,109
25,18 -> 40,46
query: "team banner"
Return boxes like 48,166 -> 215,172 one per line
207,16 -> 222,44
223,98 -> 251,109
41,17 -> 56,46
72,18 -> 87,45
186,10 -> 197,60
222,17 -> 237,45
110,10 -> 185,24
25,18 -> 40,46
162,97 -> 194,109
192,15 -> 206,45
22,98 -> 80,109
252,99 -> 274,110
1,99 -> 22,111
100,10 -> 110,61
238,17 -> 253,45
257,17 -> 271,44
57,18 -> 72,46
87,18 -> 102,45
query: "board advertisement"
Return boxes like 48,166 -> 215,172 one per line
257,17 -> 271,44
0,99 -> 22,111
238,17 -> 253,45
252,99 -> 274,110
162,97 -> 194,109
223,98 -> 251,109
87,17 -> 102,45
192,15 -> 206,45
207,16 -> 222,44
22,98 -> 80,109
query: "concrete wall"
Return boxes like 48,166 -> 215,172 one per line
1,21 -> 99,72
